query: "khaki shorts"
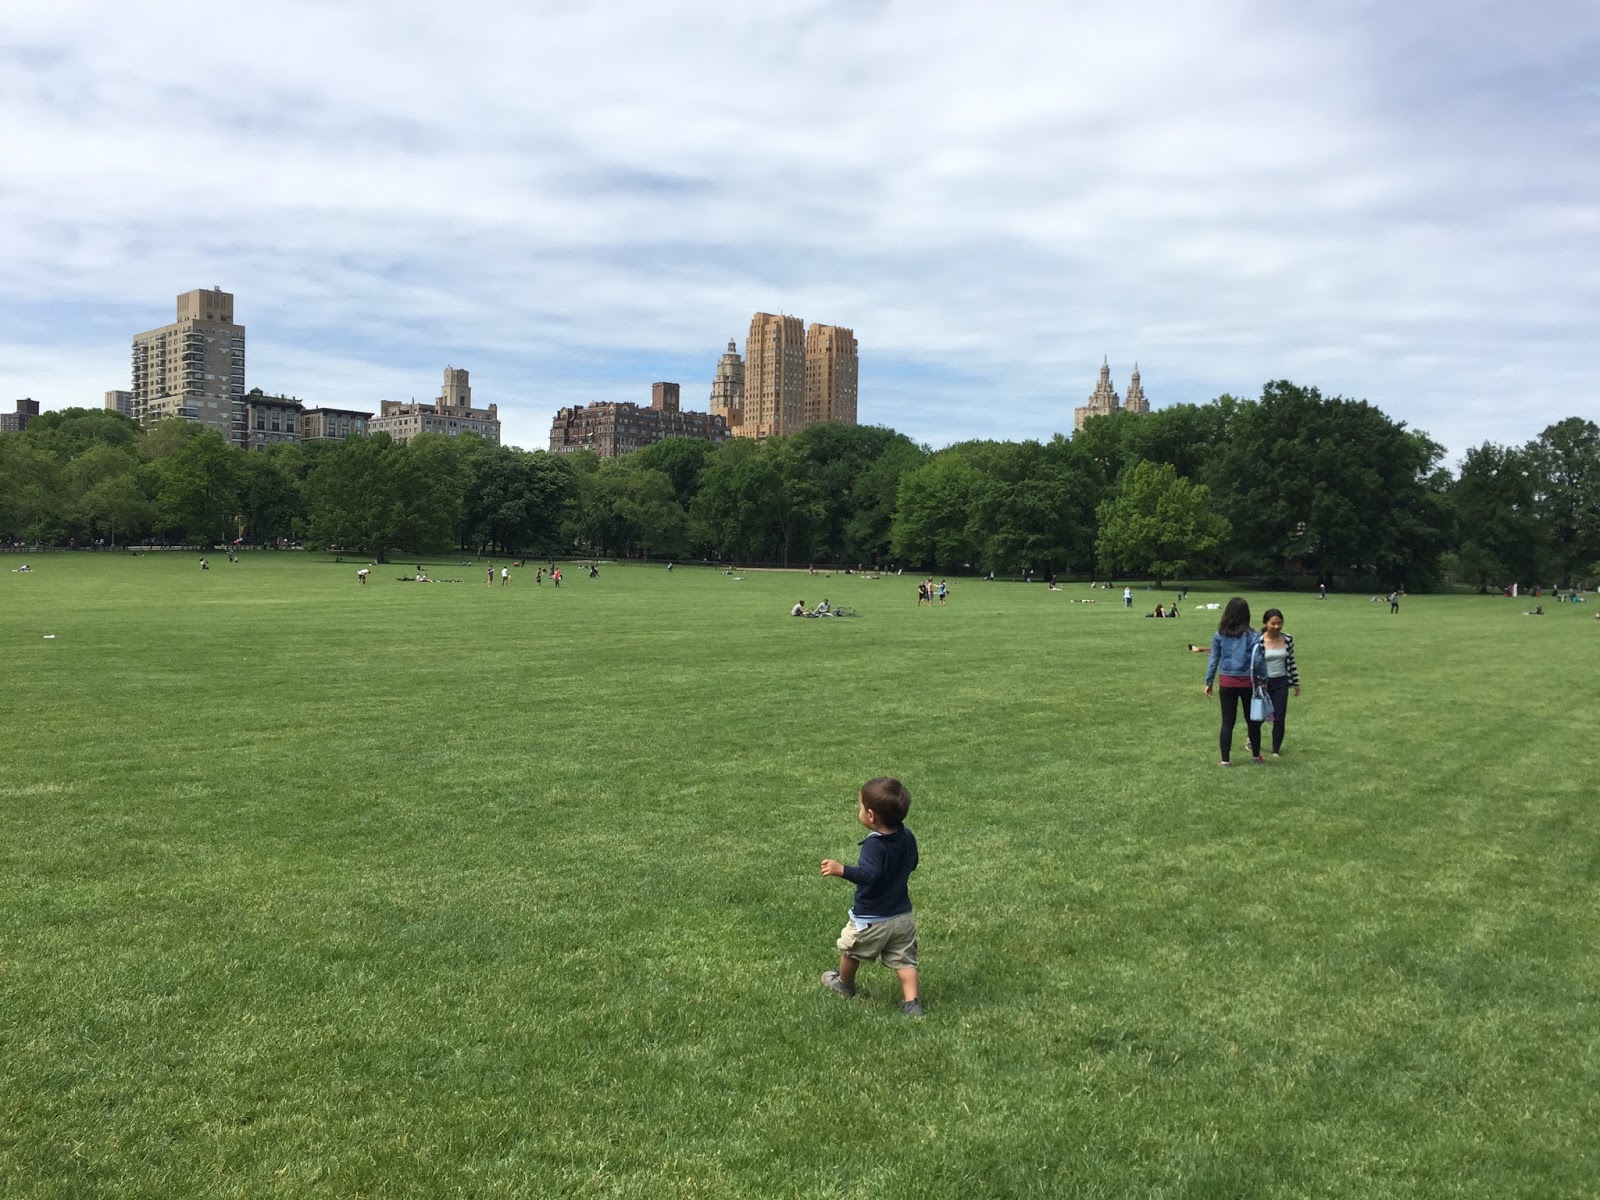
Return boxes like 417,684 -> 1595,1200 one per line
836,911 -> 918,969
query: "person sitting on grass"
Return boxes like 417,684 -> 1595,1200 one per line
820,777 -> 922,1017
816,598 -> 831,615
1187,643 -> 1208,653
1147,604 -> 1165,618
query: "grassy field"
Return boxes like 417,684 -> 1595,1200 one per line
2,552 -> 1597,1198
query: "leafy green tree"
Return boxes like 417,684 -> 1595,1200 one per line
1528,417 -> 1600,585
0,437 -> 66,542
22,407 -> 140,461
1095,460 -> 1230,586
236,452 -> 303,544
631,438 -> 719,509
692,439 -> 779,562
74,473 -> 154,546
1207,381 -> 1448,584
149,429 -> 241,544
304,434 -> 459,561
962,438 -> 1094,574
890,452 -> 984,570
1450,442 -> 1543,590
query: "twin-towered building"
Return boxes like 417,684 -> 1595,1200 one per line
1073,360 -> 1151,431
712,313 -> 858,439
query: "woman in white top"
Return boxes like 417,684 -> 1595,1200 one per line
1254,608 -> 1302,758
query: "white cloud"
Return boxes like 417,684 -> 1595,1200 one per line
1,0 -> 1597,461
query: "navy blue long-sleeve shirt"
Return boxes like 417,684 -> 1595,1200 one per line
842,826 -> 918,919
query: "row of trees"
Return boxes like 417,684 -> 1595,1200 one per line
3,382 -> 1596,588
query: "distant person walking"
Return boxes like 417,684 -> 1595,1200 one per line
1255,608 -> 1302,759
1204,596 -> 1264,766
487,564 -> 494,588
501,567 -> 510,588
536,568 -> 544,586
1318,582 -> 1327,600
1123,586 -> 1133,608
938,580 -> 948,606
1388,590 -> 1399,614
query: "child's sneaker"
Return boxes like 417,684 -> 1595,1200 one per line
820,970 -> 856,999
901,999 -> 925,1018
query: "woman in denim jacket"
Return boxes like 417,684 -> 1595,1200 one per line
1203,596 -> 1264,766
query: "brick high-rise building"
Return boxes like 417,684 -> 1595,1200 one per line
804,324 -> 858,426
743,313 -> 805,438
708,339 -> 744,433
549,382 -> 727,458
1,398 -> 40,433
131,287 -> 247,444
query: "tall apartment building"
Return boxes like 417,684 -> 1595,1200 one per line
743,313 -> 806,438
2,398 -> 40,433
549,381 -> 727,458
368,367 -> 501,445
708,339 -> 745,432
131,288 -> 246,443
804,324 -> 858,426
1073,360 -> 1152,431
104,390 -> 134,418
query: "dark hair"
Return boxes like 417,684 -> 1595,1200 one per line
1218,596 -> 1251,636
1261,607 -> 1284,629
860,777 -> 912,828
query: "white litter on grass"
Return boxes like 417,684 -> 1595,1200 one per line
43,634 -> 56,638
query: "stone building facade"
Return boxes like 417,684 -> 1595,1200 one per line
708,339 -> 745,431
1074,361 -> 1151,431
243,389 -> 305,450
131,287 -> 247,444
104,390 -> 134,418
369,367 -> 501,445
301,407 -> 371,441
548,381 -> 727,458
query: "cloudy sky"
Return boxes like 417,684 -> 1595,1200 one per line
3,0 -> 1596,463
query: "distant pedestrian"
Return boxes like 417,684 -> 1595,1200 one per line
1318,582 -> 1327,600
1388,590 -> 1399,614
536,568 -> 544,587
487,565 -> 494,588
357,568 -> 369,585
938,580 -> 948,605
1123,586 -> 1133,608
501,567 -> 510,588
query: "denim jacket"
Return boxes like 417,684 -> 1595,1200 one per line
1205,629 -> 1262,687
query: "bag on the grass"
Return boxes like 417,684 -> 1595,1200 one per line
1249,687 -> 1272,723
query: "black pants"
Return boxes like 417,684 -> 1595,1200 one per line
1265,676 -> 1292,754
1219,686 -> 1263,762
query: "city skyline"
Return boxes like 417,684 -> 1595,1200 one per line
2,3 -> 1596,462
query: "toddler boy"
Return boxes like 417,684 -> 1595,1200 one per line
820,777 -> 922,1016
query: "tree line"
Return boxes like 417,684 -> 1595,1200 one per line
2,380 -> 1596,589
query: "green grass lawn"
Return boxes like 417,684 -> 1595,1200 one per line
3,553 -> 1597,1198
